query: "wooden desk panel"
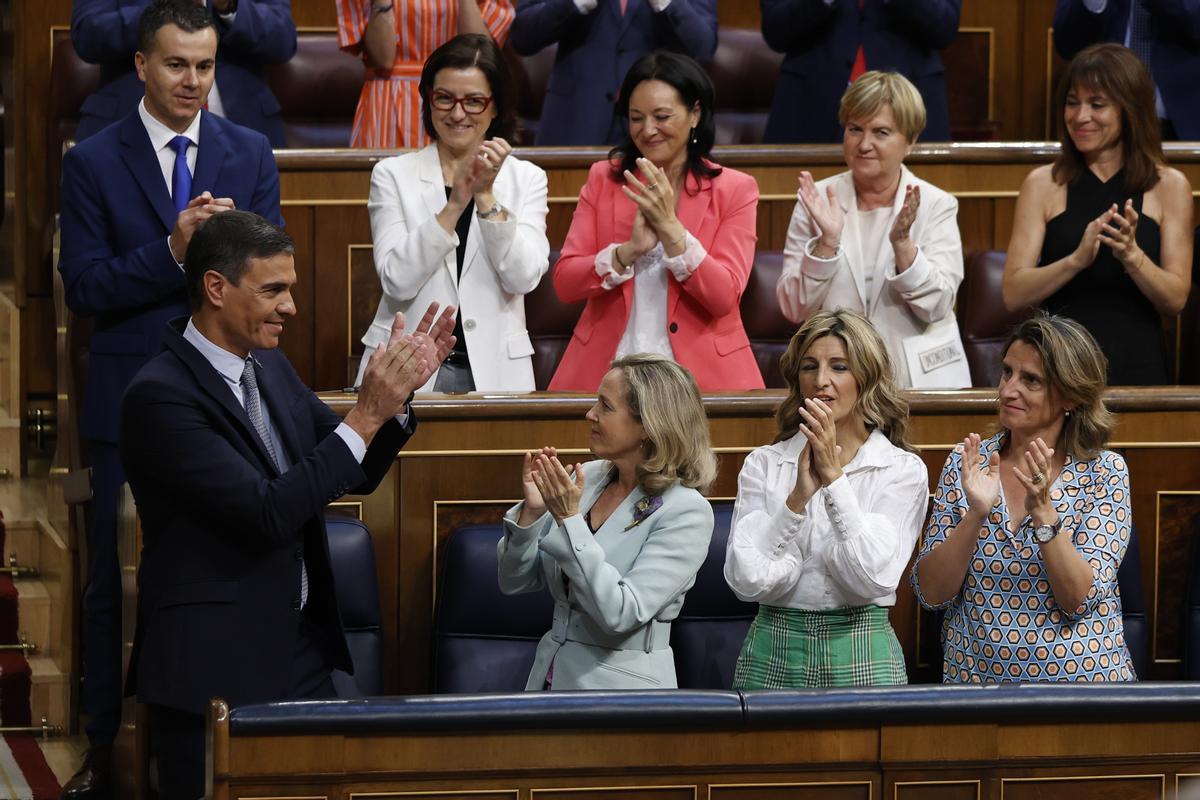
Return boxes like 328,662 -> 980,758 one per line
326,388 -> 1200,694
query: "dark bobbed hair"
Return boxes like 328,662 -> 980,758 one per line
419,34 -> 517,143
185,211 -> 294,312
137,0 -> 215,54
609,51 -> 721,192
999,312 -> 1113,459
1052,43 -> 1162,194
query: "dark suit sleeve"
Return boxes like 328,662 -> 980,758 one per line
58,147 -> 183,317
759,0 -> 839,53
882,0 -> 962,50
211,0 -> 298,63
1052,0 -> 1119,57
298,385 -> 413,496
1144,0 -> 1200,44
656,0 -> 718,63
247,133 -> 284,227
121,375 -> 407,543
510,0 -> 582,55
71,0 -> 145,63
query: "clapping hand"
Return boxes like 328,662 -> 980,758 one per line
463,137 -> 512,198
960,433 -> 1000,517
1011,436 -> 1057,525
530,452 -> 585,524
786,441 -> 821,513
1098,198 -> 1143,271
516,446 -> 558,526
797,397 -> 843,486
1070,204 -> 1118,272
622,158 -> 681,239
797,170 -> 844,253
627,210 -> 659,263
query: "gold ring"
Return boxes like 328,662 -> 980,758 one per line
1031,471 -> 1045,485
646,182 -> 658,190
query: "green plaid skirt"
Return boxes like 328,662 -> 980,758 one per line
732,604 -> 907,689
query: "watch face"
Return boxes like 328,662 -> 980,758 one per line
1034,524 -> 1056,543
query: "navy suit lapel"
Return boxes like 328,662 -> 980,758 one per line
162,323 -> 282,475
118,113 -> 177,232
254,353 -> 304,466
192,111 -> 228,197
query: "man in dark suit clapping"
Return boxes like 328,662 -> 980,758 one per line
120,210 -> 455,800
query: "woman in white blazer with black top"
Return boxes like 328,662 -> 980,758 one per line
356,34 -> 550,393
777,71 -> 967,389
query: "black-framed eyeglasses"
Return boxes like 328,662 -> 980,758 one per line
430,91 -> 493,114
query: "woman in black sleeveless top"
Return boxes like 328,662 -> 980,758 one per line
1001,44 -> 1193,385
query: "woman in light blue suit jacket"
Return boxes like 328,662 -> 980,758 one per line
498,354 -> 716,690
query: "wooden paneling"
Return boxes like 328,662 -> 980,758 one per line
999,775 -> 1164,800
709,783 -> 871,800
210,706 -> 1200,800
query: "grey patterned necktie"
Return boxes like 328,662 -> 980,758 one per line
240,357 -> 281,472
241,358 -> 308,606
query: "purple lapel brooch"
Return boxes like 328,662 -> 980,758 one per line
624,494 -> 663,531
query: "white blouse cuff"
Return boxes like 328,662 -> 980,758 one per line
663,233 -> 707,282
822,474 -> 865,542
751,503 -> 808,559
596,243 -> 636,290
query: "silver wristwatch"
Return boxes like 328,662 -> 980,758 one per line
476,202 -> 503,220
1033,518 -> 1062,544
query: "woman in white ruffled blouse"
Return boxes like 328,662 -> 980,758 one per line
724,309 -> 928,687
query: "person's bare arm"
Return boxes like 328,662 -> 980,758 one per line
363,3 -> 397,69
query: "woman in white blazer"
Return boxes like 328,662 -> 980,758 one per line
356,34 -> 550,392
497,354 -> 717,690
776,71 -> 968,389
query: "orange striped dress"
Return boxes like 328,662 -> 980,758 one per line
336,0 -> 515,149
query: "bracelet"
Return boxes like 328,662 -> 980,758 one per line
476,202 -> 503,220
613,245 -> 630,272
371,2 -> 394,14
668,230 -> 687,250
813,238 -> 840,258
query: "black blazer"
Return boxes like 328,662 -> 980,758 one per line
120,319 -> 410,714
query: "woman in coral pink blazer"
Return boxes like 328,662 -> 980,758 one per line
548,52 -> 764,392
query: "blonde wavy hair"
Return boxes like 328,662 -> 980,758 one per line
999,313 -> 1113,459
611,354 -> 717,494
775,310 -> 913,452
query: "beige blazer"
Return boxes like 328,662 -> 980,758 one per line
776,166 -> 967,388
356,143 -> 550,391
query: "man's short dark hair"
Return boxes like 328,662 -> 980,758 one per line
138,0 -> 215,54
185,211 -> 294,311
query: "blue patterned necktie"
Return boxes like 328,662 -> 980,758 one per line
170,135 -> 192,213
241,358 -> 308,606
1128,0 -> 1154,74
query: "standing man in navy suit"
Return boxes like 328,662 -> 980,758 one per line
1053,0 -> 1200,140
71,0 -> 296,146
57,1 -> 283,795
510,0 -> 717,145
120,210 -> 455,799
760,0 -> 961,143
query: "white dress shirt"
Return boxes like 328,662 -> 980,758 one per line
724,429 -> 929,609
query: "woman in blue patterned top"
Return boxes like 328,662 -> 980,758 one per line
911,313 -> 1135,681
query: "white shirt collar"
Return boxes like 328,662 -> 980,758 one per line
184,318 -> 248,390
138,97 -> 203,154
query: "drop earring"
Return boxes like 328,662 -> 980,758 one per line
689,126 -> 697,144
